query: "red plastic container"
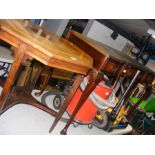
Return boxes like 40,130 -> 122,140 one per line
67,82 -> 113,124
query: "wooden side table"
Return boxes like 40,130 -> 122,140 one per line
0,20 -> 93,127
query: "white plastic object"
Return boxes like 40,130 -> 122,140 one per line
0,46 -> 13,63
80,76 -> 116,110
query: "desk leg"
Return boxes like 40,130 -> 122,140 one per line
0,44 -> 27,110
49,74 -> 84,133
60,70 -> 103,135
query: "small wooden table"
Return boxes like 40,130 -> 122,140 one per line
0,20 -> 93,123
50,30 -> 155,134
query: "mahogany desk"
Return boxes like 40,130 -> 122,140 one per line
0,20 -> 93,123
50,30 -> 155,134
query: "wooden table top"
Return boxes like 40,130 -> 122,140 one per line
0,20 -> 93,75
69,30 -> 155,76
69,30 -> 135,62
89,39 -> 155,76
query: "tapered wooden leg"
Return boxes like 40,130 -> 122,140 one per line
60,70 -> 103,135
0,44 -> 27,110
49,74 -> 84,133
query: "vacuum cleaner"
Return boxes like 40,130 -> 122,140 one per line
41,74 -> 118,130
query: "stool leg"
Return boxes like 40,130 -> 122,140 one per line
60,71 -> 103,135
49,74 -> 84,133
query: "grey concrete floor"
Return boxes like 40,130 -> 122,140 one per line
0,89 -> 132,135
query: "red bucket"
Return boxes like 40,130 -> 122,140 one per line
67,81 -> 113,124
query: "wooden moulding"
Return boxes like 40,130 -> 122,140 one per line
0,29 -> 20,48
26,46 -> 90,75
48,57 -> 90,75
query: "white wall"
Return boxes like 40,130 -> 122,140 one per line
42,19 -> 69,36
83,20 -> 133,52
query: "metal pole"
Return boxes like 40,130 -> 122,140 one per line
113,70 -> 141,115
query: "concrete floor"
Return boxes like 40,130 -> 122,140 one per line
0,89 -> 132,135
